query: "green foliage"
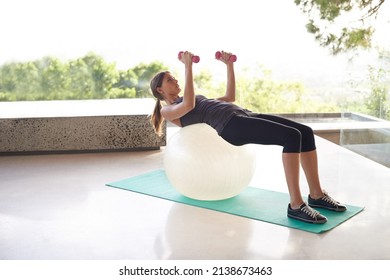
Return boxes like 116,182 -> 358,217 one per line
237,69 -> 304,113
0,53 -> 167,101
194,69 -> 213,90
295,0 -> 385,54
132,62 -> 167,98
67,58 -> 94,99
193,65 -> 338,114
1,53 -> 387,119
81,54 -> 119,99
365,48 -> 390,119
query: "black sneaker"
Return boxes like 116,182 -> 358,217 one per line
308,191 -> 347,212
287,203 -> 328,224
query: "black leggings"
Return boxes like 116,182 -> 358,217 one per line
220,113 -> 316,153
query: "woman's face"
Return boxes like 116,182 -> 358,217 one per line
159,72 -> 181,97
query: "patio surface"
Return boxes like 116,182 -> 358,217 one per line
0,129 -> 389,259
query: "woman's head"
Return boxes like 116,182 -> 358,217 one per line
150,71 -> 180,102
150,71 -> 168,101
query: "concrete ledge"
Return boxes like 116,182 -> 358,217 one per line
0,99 -> 166,154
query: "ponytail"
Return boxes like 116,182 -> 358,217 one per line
150,71 -> 169,136
151,99 -> 164,136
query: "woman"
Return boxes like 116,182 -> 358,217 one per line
150,51 -> 346,224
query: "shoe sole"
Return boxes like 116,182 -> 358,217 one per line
308,203 -> 347,212
287,213 -> 327,224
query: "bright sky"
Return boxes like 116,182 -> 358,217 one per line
0,0 -> 389,84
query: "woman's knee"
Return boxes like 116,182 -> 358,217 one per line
300,125 -> 316,152
283,127 -> 302,153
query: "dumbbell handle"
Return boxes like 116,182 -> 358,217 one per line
215,51 -> 237,62
178,51 -> 200,63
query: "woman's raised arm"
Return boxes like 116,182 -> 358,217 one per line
161,51 -> 196,124
216,51 -> 236,103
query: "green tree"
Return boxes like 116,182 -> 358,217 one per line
0,64 -> 16,92
238,72 -> 305,113
132,61 -> 167,98
194,69 -> 213,90
295,0 -> 386,54
107,87 -> 136,99
66,58 -> 94,99
0,63 -> 17,100
365,48 -> 390,119
37,57 -> 68,100
114,69 -> 138,90
0,54 -> 168,101
192,69 -> 217,98
109,69 -> 138,98
81,53 -> 119,99
20,62 -> 41,100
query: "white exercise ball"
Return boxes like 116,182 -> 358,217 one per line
164,123 -> 256,201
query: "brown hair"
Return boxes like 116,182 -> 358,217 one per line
150,71 -> 169,136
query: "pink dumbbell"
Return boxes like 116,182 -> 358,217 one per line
215,51 -> 237,62
178,51 -> 200,63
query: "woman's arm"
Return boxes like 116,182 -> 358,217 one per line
161,52 -> 196,124
216,51 -> 236,103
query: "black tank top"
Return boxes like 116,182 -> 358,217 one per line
175,95 -> 250,134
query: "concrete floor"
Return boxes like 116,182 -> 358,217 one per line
1,134 -> 390,260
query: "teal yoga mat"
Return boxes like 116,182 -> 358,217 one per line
106,169 -> 364,234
